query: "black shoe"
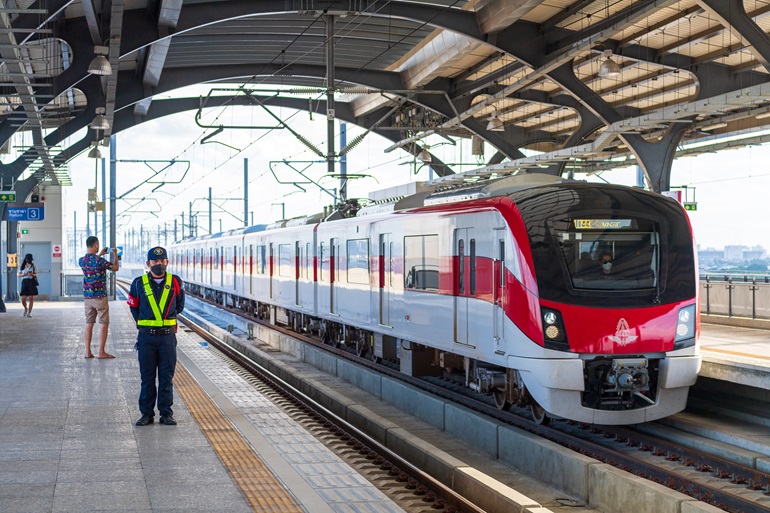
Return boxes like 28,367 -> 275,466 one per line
135,415 -> 154,426
159,415 -> 177,425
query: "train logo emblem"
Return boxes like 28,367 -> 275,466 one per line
608,318 -> 638,347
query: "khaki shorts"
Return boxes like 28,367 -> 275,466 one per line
84,297 -> 110,324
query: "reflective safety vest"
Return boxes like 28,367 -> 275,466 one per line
137,273 -> 177,327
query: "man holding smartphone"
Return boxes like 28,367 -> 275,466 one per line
79,236 -> 119,359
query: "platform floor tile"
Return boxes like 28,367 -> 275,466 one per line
175,327 -> 404,512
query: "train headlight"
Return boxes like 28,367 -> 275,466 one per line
674,304 -> 696,349
541,307 -> 569,351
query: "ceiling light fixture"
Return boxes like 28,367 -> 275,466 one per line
87,140 -> 101,159
598,49 -> 621,78
90,107 -> 109,130
88,45 -> 112,76
486,105 -> 505,132
755,111 -> 770,120
418,144 -> 432,162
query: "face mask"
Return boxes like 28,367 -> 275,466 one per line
602,262 -> 612,271
151,263 -> 167,275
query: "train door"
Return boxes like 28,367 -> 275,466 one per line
454,228 -> 470,345
295,241 -> 301,306
330,238 -> 338,314
379,233 -> 392,326
269,243 -> 274,299
493,231 -> 505,352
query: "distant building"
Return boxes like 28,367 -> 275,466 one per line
697,248 -> 723,266
724,245 -> 748,261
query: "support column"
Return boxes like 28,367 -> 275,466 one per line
101,157 -> 106,245
243,158 -> 248,227
339,123 -> 347,201
109,135 -> 117,300
326,14 -> 337,201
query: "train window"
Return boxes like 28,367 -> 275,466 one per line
278,244 -> 292,277
556,217 -> 659,291
256,245 -> 266,274
306,243 -> 311,278
470,239 -> 476,296
404,235 -> 439,291
347,239 -> 369,284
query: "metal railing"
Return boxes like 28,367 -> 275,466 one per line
700,273 -> 770,319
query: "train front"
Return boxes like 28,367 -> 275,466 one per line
512,182 -> 701,425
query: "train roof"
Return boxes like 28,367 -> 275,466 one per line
358,173 -> 577,215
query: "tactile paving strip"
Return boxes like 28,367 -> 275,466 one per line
174,363 -> 304,513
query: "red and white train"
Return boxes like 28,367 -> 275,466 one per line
170,174 -> 701,425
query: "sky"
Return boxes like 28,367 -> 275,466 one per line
46,85 -> 770,263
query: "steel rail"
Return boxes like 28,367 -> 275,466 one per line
176,311 -> 487,513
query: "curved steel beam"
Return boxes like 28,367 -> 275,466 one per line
697,0 -> 770,73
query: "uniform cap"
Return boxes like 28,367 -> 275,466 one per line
147,246 -> 168,261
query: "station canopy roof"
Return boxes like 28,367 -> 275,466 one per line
2,0 -> 770,190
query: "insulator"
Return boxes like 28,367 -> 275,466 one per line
288,87 -> 324,94
338,87 -> 377,94
295,133 -> 324,158
338,132 -> 368,156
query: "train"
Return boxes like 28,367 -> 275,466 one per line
169,173 -> 701,425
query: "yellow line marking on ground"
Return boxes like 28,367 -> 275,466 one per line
174,363 -> 304,512
701,347 -> 770,361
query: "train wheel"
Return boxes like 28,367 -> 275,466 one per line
530,402 -> 550,425
493,388 -> 511,411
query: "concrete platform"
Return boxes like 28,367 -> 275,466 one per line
0,300 -> 402,513
700,322 -> 770,391
1,299 -> 765,513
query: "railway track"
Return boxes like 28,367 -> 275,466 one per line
117,279 -> 485,513
181,313 -> 487,513
179,293 -> 770,513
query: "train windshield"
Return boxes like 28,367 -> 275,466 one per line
511,183 -> 695,307
555,218 -> 658,291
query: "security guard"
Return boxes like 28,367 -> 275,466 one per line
127,246 -> 185,426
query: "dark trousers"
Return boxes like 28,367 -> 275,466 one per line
136,332 -> 177,417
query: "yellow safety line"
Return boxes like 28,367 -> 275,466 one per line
174,364 -> 304,512
702,346 -> 770,361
